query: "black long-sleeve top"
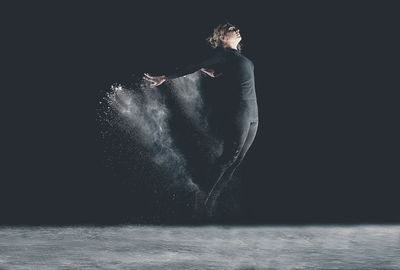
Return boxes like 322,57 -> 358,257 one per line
166,47 -> 258,121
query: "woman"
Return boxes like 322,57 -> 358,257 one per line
144,23 -> 258,218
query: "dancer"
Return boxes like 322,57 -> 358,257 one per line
144,23 -> 258,218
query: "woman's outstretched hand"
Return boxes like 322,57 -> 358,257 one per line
143,73 -> 166,88
201,68 -> 216,78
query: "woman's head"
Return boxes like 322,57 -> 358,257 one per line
206,23 -> 242,50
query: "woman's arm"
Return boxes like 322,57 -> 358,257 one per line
143,50 -> 222,87
165,53 -> 221,79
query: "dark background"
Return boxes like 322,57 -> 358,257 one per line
2,1 -> 399,224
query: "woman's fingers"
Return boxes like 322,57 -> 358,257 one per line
143,73 -> 166,88
150,81 -> 158,88
143,73 -> 154,81
143,74 -> 158,85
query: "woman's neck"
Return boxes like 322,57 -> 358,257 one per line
223,43 -> 238,50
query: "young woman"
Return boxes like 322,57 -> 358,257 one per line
144,23 -> 258,218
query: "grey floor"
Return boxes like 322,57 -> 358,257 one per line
1,225 -> 399,270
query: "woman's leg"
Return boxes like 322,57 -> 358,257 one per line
205,121 -> 258,217
192,120 -> 250,218
199,116 -> 251,192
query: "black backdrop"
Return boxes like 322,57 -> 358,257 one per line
2,1 -> 399,224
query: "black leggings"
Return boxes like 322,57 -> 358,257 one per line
202,118 -> 258,216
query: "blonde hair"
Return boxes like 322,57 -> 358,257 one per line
206,23 -> 241,50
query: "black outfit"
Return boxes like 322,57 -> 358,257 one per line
166,47 -> 258,217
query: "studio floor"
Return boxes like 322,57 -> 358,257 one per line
1,225 -> 399,270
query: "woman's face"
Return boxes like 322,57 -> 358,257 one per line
220,26 -> 241,49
